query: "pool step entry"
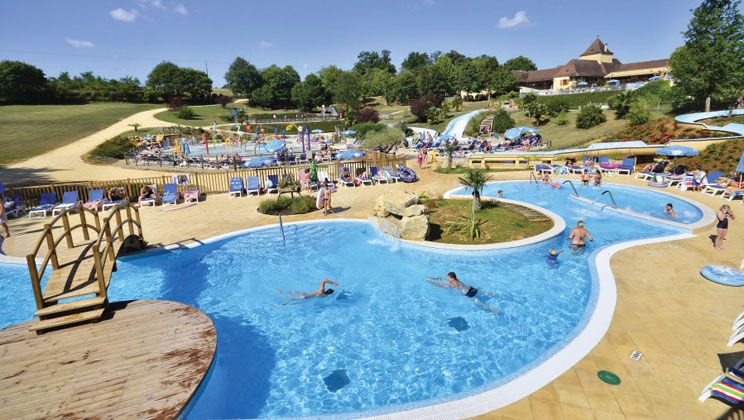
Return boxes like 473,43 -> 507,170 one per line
25,202 -> 145,333
500,202 -> 552,223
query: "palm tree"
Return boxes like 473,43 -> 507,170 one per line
611,91 -> 634,118
458,168 -> 493,212
442,144 -> 458,169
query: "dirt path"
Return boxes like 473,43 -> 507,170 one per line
0,107 -> 172,184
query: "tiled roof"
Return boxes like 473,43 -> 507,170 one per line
581,38 -> 613,56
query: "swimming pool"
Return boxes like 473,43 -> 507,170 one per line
0,181 -> 708,418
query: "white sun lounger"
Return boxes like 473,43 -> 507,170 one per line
727,324 -> 744,347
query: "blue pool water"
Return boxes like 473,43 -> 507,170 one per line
0,181 -> 702,418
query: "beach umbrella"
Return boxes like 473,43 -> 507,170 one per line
183,141 -> 191,156
576,81 -> 588,86
337,150 -> 366,160
342,130 -> 356,136
649,76 -> 661,81
656,145 -> 699,158
736,150 -> 744,183
311,129 -> 323,133
607,79 -> 620,84
310,156 -> 318,182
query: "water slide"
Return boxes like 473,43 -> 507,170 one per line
675,108 -> 744,136
440,109 -> 485,139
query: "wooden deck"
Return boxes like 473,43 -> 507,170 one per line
0,300 -> 216,418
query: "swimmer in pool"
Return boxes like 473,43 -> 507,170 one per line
279,278 -> 338,304
568,221 -> 593,250
664,203 -> 676,218
546,248 -> 563,263
427,272 -> 498,314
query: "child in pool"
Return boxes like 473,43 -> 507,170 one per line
546,248 -> 563,263
580,171 -> 590,186
664,203 -> 676,218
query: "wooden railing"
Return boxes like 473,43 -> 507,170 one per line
25,202 -> 143,311
5,153 -> 407,206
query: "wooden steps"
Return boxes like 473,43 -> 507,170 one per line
500,202 -> 552,222
34,297 -> 107,317
29,308 -> 105,332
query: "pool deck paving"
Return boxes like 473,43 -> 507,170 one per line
1,166 -> 743,418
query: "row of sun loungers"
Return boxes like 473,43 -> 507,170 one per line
699,310 -> 744,408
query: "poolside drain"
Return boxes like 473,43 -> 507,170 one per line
448,317 -> 469,332
597,370 -> 621,385
324,369 -> 350,392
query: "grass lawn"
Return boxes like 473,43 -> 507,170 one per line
700,115 -> 744,126
511,109 -> 667,150
154,103 -> 302,127
0,102 -> 160,165
423,199 -> 551,244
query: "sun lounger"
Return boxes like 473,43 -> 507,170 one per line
734,310 -> 744,331
3,195 -> 24,218
370,166 -> 388,184
338,167 -> 355,188
246,176 -> 260,195
266,174 -> 279,193
161,183 -> 179,206
52,191 -> 81,216
356,168 -> 373,186
28,192 -> 58,218
139,184 -> 158,207
83,189 -> 104,211
318,171 -> 335,186
704,181 -> 728,195
383,166 -> 401,183
722,188 -> 744,201
698,367 -> 744,406
534,164 -> 553,174
102,198 -> 125,211
728,325 -> 744,347
617,157 -> 636,175
184,189 -> 200,203
229,177 -> 245,198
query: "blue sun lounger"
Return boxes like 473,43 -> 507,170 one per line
266,174 -> 279,193
246,176 -> 260,195
229,177 -> 245,198
52,190 -> 81,216
617,157 -> 636,175
28,192 -> 57,218
161,183 -> 179,205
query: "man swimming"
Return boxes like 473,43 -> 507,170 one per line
279,278 -> 338,304
427,272 -> 498,314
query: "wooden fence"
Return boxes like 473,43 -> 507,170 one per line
5,154 -> 407,206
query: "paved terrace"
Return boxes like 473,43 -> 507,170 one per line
1,168 -> 742,418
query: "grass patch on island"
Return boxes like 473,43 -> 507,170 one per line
258,195 -> 317,215
423,198 -> 552,244
0,102 -> 160,165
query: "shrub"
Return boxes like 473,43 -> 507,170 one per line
522,93 -> 537,105
363,127 -> 405,151
546,98 -> 569,116
355,107 -> 380,123
89,135 -> 137,160
555,113 -> 569,126
525,101 -> 550,126
537,90 -> 619,109
168,96 -> 185,110
258,195 -> 316,215
409,94 -> 441,122
491,109 -> 515,133
352,122 -> 386,138
575,105 -> 606,129
426,106 -> 448,124
626,102 -> 651,126
176,106 -> 196,119
214,94 -> 232,108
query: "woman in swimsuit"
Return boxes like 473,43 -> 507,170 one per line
715,205 -> 735,250
568,221 -> 593,249
279,278 -> 338,304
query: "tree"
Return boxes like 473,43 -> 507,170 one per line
353,50 -> 396,74
441,144 -> 458,170
669,0 -> 744,112
360,68 -> 393,98
458,168 -> 493,212
330,71 -> 362,113
491,109 -> 515,134
713,83 -> 744,116
471,55 -> 501,97
318,65 -> 345,92
146,61 -> 183,101
415,65 -> 450,100
224,57 -> 263,98
487,67 -> 518,98
250,85 -> 274,108
256,65 -> 301,109
576,105 -> 607,129
401,52 -> 431,71
363,127 -> 404,152
627,101 -> 651,126
443,50 -> 467,65
410,95 -> 441,122
386,71 -> 419,104
609,91 -> 635,118
291,74 -> 330,112
502,56 -> 537,72
179,68 -> 213,102
526,101 -> 551,126
0,60 -> 48,103
432,55 -> 460,96
355,107 -> 380,123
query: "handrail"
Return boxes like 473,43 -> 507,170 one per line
278,211 -> 286,246
600,190 -> 618,208
529,172 -> 539,184
35,223 -> 102,282
562,180 -> 580,197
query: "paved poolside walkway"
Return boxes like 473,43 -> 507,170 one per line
1,168 -> 743,418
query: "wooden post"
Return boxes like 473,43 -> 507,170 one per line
104,223 -> 116,261
114,207 -> 124,239
92,244 -> 108,299
44,226 -> 59,270
80,207 -> 90,241
133,205 -> 143,237
61,210 -> 74,249
125,205 -> 134,237
92,209 -> 101,232
26,255 -> 45,310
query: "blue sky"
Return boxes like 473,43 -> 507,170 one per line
0,0 -> 705,86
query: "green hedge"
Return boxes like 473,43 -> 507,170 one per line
258,195 -> 317,215
89,135 -> 137,159
252,120 -> 344,134
537,91 -> 620,109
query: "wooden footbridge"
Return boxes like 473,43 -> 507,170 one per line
25,201 -> 145,332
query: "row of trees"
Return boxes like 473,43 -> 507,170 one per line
0,60 -> 214,104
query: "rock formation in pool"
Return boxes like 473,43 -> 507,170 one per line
372,191 -> 429,240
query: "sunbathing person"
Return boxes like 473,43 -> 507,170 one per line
107,187 -> 126,201
138,185 -> 157,206
427,272 -> 498,314
340,166 -> 353,184
279,278 -> 338,304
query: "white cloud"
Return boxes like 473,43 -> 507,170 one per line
173,3 -> 188,15
497,11 -> 529,29
151,0 -> 165,9
110,8 -> 138,22
65,38 -> 95,48
259,40 -> 275,49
